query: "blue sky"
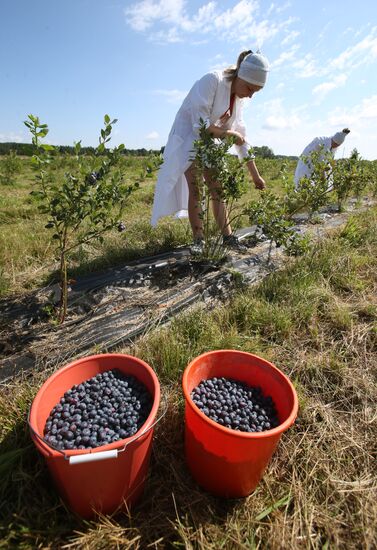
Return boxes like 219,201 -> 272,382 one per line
1,0 -> 377,159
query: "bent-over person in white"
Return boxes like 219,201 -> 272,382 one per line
151,50 -> 270,254
294,128 -> 351,190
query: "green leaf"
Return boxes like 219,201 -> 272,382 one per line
104,114 -> 110,124
255,494 -> 291,521
74,141 -> 82,153
37,128 -> 49,138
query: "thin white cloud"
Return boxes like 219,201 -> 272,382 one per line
317,21 -> 331,42
261,98 -> 302,130
271,44 -> 299,68
150,27 -> 183,43
273,26 -> 377,82
153,89 -> 188,104
266,2 -> 275,16
328,94 -> 377,127
275,2 -> 291,14
212,0 -> 258,31
267,1 -> 292,15
264,114 -> 300,129
146,131 -> 159,140
292,53 -> 323,78
0,132 -> 24,142
312,74 -> 347,102
125,0 -> 296,47
124,0 -> 187,31
329,27 -> 377,71
281,29 -> 299,45
342,22 -> 372,39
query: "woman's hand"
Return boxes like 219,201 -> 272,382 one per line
207,125 -> 245,145
253,175 -> 266,190
228,131 -> 245,146
246,159 -> 266,190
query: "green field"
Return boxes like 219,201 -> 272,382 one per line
0,155 -> 297,298
0,154 -> 376,549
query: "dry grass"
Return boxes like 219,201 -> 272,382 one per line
0,211 -> 376,549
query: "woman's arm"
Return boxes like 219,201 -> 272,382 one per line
207,126 -> 266,189
207,124 -> 245,144
246,159 -> 266,189
190,72 -> 219,135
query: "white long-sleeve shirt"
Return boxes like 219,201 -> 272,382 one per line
294,136 -> 334,189
151,70 -> 252,226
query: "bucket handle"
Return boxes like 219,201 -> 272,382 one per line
28,398 -> 167,465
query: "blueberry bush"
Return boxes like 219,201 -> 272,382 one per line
191,119 -> 251,258
0,150 -> 22,185
24,114 -> 145,322
293,145 -> 335,217
333,148 -> 369,210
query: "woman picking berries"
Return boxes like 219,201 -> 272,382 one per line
294,128 -> 351,190
151,50 -> 269,253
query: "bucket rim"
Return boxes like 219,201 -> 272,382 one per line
29,353 -> 161,458
182,349 -> 298,439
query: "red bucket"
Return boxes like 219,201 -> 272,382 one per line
29,353 -> 161,518
182,350 -> 298,497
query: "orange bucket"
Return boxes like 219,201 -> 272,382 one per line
29,353 -> 161,518
182,350 -> 298,497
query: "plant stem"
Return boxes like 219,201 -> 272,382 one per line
59,229 -> 68,324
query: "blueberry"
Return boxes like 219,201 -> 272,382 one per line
86,171 -> 99,185
117,221 -> 126,233
191,377 -> 279,433
43,369 -> 153,451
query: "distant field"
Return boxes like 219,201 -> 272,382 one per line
0,154 -> 296,297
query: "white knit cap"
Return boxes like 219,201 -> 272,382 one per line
238,52 -> 270,87
332,130 -> 348,145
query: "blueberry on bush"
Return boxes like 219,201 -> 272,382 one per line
190,377 -> 279,432
86,171 -> 99,185
117,221 -> 126,233
43,369 -> 153,451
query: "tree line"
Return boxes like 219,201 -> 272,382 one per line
0,142 -> 160,157
0,142 -> 293,159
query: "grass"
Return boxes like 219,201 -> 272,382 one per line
0,209 -> 376,548
0,156 -> 296,297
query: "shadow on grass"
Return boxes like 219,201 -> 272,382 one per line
0,419 -> 77,546
41,232 -> 191,289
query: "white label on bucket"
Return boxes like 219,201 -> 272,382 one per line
69,449 -> 118,465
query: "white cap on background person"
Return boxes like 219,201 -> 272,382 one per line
332,128 -> 351,146
238,52 -> 270,87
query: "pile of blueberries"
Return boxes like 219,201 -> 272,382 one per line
43,369 -> 152,451
190,377 -> 279,432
